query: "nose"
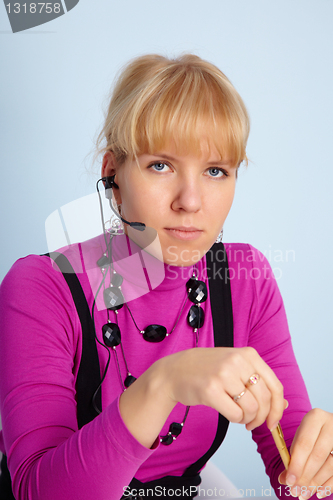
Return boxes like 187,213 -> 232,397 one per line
171,174 -> 202,213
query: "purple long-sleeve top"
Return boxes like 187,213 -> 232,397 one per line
0,235 -> 311,500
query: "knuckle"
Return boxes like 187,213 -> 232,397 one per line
261,388 -> 272,404
204,377 -> 220,401
247,397 -> 259,415
311,445 -> 330,463
288,457 -> 304,475
216,365 -> 231,382
227,350 -> 245,368
295,434 -> 314,453
306,407 -> 324,421
243,346 -> 257,358
251,415 -> 266,429
272,380 -> 284,395
231,406 -> 244,424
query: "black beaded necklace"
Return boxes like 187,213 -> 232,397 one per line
95,233 -> 208,445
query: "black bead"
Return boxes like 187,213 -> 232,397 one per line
111,273 -> 123,288
143,324 -> 167,343
187,305 -> 205,329
160,434 -> 174,445
169,422 -> 183,436
187,279 -> 208,304
186,277 -> 197,291
143,325 -> 167,342
96,254 -> 111,268
103,287 -> 124,310
124,375 -> 136,388
102,323 -> 121,347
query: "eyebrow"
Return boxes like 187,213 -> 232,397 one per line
149,153 -> 232,166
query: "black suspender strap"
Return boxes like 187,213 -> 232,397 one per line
206,243 -> 234,349
43,252 -> 102,427
0,456 -> 15,500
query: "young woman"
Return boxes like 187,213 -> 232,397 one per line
0,53 -> 333,500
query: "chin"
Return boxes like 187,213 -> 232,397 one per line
162,247 -> 204,267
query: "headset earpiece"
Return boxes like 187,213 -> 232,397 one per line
102,175 -> 119,200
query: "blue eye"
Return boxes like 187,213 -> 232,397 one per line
149,162 -> 170,172
208,168 -> 227,178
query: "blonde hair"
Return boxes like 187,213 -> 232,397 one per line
95,53 -> 250,168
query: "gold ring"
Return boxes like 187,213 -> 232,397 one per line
233,389 -> 247,403
247,373 -> 260,386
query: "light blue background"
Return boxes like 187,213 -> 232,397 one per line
1,0 -> 333,494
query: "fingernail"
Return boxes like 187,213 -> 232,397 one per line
284,399 -> 289,409
270,421 -> 279,432
317,494 -> 325,500
278,472 -> 283,485
286,475 -> 297,487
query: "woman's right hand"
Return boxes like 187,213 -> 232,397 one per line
156,346 -> 285,432
119,346 -> 286,449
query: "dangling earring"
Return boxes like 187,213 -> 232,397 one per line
215,227 -> 223,243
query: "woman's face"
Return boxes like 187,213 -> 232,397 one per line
102,140 -> 237,267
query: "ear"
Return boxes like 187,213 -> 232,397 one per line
102,151 -> 117,178
101,151 -> 122,205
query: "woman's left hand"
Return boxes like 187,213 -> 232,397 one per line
279,409 -> 333,499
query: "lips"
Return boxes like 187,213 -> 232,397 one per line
165,226 -> 202,232
164,227 -> 203,241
